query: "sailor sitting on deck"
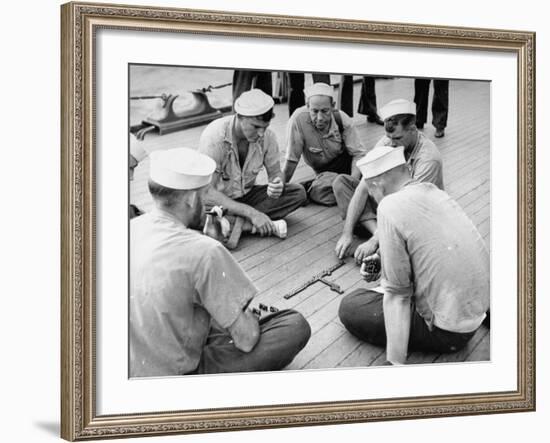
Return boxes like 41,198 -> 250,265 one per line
338,145 -> 489,365
334,99 -> 444,264
130,148 -> 311,377
199,89 -> 307,240
282,82 -> 367,206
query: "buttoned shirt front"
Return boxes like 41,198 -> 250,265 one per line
376,131 -> 444,190
130,208 -> 257,377
199,115 -> 281,200
378,182 -> 489,333
285,106 -> 366,172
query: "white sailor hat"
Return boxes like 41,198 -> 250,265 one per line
234,88 -> 274,116
149,148 -> 216,190
357,145 -> 406,179
130,136 -> 148,162
304,82 -> 334,100
379,99 -> 416,121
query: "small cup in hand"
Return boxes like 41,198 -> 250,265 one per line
360,253 -> 381,282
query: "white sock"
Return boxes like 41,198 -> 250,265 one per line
272,220 -> 287,239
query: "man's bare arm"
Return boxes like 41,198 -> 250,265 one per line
342,179 -> 370,236
228,309 -> 260,352
282,159 -> 299,183
383,293 -> 411,364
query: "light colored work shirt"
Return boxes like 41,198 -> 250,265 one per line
378,182 -> 489,333
130,208 -> 257,377
199,115 -> 281,200
285,107 -> 366,172
376,132 -> 444,190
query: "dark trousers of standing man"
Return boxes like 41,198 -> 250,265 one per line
232,70 -> 273,103
357,76 -> 378,119
414,79 -> 449,130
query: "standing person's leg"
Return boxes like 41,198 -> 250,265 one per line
232,70 -> 254,103
431,79 -> 449,137
358,76 -> 382,124
232,70 -> 273,104
253,71 -> 273,97
337,75 -> 354,116
312,73 -> 331,84
238,184 -> 307,220
288,73 -> 305,116
195,309 -> 311,374
413,78 -> 431,129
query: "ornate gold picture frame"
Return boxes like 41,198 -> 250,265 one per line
61,1 -> 535,440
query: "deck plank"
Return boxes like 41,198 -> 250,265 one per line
337,341 -> 385,368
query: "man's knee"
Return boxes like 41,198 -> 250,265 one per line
338,289 -> 363,330
332,174 -> 357,210
267,309 -> 311,353
309,183 -> 336,206
284,183 -> 308,205
338,289 -> 386,346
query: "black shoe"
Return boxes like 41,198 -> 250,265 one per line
352,224 -> 372,238
367,114 -> 384,126
435,128 -> 445,138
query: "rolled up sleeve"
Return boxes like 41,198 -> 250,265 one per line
198,126 -> 225,173
194,242 -> 258,329
341,114 -> 366,161
411,159 -> 444,190
378,206 -> 414,300
285,115 -> 305,163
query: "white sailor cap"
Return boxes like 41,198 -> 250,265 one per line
234,88 -> 274,116
379,99 -> 416,121
130,136 -> 148,162
149,148 -> 216,190
357,145 -> 406,179
304,82 -> 334,100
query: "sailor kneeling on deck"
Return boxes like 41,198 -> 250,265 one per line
130,148 -> 310,377
199,89 -> 307,240
334,99 -> 444,264
282,82 -> 367,206
338,145 -> 489,365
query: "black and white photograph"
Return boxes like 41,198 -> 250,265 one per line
128,65 -> 491,377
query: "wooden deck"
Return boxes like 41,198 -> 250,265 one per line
130,75 -> 490,369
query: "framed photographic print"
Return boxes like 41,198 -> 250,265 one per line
61,1 -> 535,440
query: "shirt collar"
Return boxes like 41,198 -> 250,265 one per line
406,131 -> 423,162
223,115 -> 265,154
151,207 -> 188,229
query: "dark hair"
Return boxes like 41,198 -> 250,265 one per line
384,113 -> 416,133
237,107 -> 275,122
147,179 -> 185,209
